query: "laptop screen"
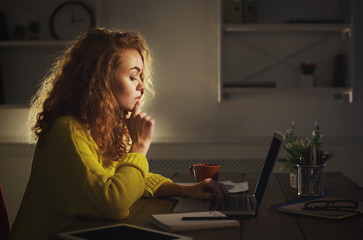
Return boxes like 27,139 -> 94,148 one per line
254,132 -> 284,205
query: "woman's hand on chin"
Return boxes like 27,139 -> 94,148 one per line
127,101 -> 155,155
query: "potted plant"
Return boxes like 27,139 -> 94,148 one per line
278,122 -> 333,189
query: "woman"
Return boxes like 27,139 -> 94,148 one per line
8,28 -> 228,240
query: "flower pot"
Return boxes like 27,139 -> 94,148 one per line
290,168 -> 298,189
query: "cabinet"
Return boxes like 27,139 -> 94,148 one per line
0,0 -> 96,105
220,0 -> 354,103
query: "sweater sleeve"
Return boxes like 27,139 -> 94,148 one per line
143,172 -> 173,197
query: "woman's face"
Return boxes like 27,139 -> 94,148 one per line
114,48 -> 145,112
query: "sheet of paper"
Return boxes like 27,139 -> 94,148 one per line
221,180 -> 249,193
177,181 -> 249,193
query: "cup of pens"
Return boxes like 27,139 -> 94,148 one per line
298,149 -> 328,197
298,164 -> 325,197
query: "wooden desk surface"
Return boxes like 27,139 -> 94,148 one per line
59,172 -> 363,240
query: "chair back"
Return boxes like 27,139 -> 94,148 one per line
0,185 -> 9,240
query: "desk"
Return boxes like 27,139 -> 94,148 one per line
59,172 -> 363,240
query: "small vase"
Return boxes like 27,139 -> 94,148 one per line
289,168 -> 298,189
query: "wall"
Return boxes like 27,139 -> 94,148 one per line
0,0 -> 363,227
98,0 -> 222,140
97,0 -> 363,181
97,0 -> 363,139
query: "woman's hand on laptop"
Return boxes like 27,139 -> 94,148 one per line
154,179 -> 229,201
184,178 -> 230,201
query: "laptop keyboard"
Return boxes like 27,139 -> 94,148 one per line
210,195 -> 251,212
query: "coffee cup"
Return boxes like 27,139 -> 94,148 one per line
189,163 -> 221,182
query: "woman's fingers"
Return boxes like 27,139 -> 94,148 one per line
127,101 -> 155,155
131,101 -> 142,117
219,182 -> 230,200
204,178 -> 230,200
186,178 -> 230,200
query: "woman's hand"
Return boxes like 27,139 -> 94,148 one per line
155,178 -> 230,201
184,178 -> 230,201
126,101 -> 155,155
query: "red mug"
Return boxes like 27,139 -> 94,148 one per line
189,163 -> 221,182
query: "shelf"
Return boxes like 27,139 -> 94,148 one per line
223,86 -> 351,93
0,40 -> 69,47
224,24 -> 351,33
0,104 -> 29,108
223,87 -> 353,103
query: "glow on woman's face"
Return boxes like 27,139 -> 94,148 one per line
114,48 -> 145,112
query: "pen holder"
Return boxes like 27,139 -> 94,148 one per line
298,164 -> 325,197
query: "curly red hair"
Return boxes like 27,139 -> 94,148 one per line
28,28 -> 154,166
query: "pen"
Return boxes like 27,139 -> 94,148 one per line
181,217 -> 229,221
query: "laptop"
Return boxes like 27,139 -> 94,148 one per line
173,131 -> 284,216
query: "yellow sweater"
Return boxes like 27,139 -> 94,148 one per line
8,116 -> 171,240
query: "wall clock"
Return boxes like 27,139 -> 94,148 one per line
50,1 -> 94,40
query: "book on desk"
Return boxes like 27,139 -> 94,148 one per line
150,211 -> 240,232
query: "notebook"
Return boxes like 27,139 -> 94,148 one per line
173,131 -> 284,216
151,211 -> 239,232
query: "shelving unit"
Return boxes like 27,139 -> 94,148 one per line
0,0 -> 96,105
219,0 -> 354,103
